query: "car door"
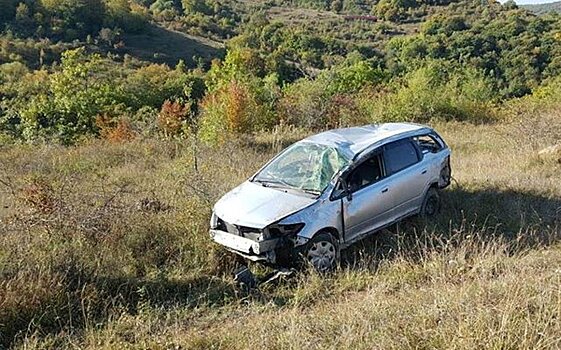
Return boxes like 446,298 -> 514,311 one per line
341,153 -> 395,244
382,138 -> 428,219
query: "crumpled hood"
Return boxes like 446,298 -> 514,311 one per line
213,181 -> 316,229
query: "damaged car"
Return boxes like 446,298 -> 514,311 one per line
210,123 -> 451,271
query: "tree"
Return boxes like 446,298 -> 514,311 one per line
0,0 -> 18,25
374,0 -> 417,22
104,0 -> 148,33
14,3 -> 35,36
17,48 -> 116,143
182,0 -> 212,15
205,47 -> 266,90
322,53 -> 385,94
331,0 -> 343,12
41,0 -> 106,37
118,63 -> 196,110
198,79 -> 276,144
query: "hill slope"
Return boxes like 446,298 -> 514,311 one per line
1,1 -> 561,346
522,1 -> 561,14
2,99 -> 561,348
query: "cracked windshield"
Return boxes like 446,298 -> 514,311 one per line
254,142 -> 350,194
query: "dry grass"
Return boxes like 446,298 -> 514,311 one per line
1,107 -> 561,349
121,24 -> 224,67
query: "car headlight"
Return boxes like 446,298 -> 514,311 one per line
210,211 -> 218,229
266,223 -> 305,238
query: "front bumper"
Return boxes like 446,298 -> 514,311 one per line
210,229 -> 281,262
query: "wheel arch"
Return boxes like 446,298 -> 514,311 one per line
317,226 -> 340,242
420,183 -> 442,217
421,181 -> 440,201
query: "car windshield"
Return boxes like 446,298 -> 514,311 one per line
253,142 -> 350,194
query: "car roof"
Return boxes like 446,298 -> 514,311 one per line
302,123 -> 432,159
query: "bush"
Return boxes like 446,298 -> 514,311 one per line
320,53 -> 385,95
104,0 -> 149,33
157,100 -> 191,136
119,64 -> 192,110
41,0 -> 107,38
96,115 -> 137,142
364,63 -> 497,123
278,55 -> 383,129
278,77 -> 330,129
205,47 -> 267,91
325,93 -> 369,128
374,0 -> 417,22
198,80 -> 276,145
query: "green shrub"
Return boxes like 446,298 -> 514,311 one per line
118,64 -> 198,110
364,63 -> 497,123
279,55 -> 383,129
320,53 -> 385,95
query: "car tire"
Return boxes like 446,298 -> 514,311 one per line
303,232 -> 339,272
420,187 -> 441,218
439,162 -> 451,188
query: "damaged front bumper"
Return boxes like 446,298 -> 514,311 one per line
210,228 -> 309,265
209,212 -> 310,265
210,229 -> 281,263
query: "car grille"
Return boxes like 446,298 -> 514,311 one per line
217,217 -> 261,241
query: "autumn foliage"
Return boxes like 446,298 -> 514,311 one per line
157,100 -> 191,136
96,114 -> 136,143
198,80 -> 275,144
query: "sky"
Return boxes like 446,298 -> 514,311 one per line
499,0 -> 559,4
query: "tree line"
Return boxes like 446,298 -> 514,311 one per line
0,0 -> 560,144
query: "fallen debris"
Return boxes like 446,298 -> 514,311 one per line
233,265 -> 296,291
538,144 -> 561,163
136,197 -> 171,213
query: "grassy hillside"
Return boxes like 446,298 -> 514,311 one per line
1,96 -> 561,348
522,1 -> 561,14
1,0 -> 561,348
120,24 -> 223,65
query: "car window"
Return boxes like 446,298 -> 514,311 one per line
414,134 -> 442,154
383,140 -> 419,175
347,155 -> 383,193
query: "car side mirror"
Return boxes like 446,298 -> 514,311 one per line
346,190 -> 353,201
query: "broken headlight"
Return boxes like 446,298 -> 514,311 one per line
265,223 -> 305,238
210,212 -> 227,231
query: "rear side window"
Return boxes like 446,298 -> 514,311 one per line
414,134 -> 443,154
383,140 -> 419,175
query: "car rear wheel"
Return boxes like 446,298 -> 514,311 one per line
304,232 -> 338,272
421,187 -> 441,218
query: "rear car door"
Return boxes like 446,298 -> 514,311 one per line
382,138 -> 428,219
341,153 -> 395,243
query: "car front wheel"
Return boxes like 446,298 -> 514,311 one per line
304,232 -> 338,272
421,187 -> 441,218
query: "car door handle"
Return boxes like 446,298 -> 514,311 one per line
421,169 -> 427,174
381,188 -> 389,193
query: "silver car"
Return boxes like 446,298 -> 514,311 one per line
210,123 -> 451,271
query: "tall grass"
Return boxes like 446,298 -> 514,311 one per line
1,104 -> 561,348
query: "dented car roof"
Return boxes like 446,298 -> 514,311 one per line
302,123 -> 431,159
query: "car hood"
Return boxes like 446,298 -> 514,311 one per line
213,181 -> 316,229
